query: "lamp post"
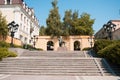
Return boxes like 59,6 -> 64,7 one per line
8,21 -> 19,47
88,35 -> 94,48
31,35 -> 38,48
103,21 -> 116,40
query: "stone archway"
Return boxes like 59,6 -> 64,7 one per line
47,41 -> 54,51
74,41 -> 81,51
36,36 -> 93,51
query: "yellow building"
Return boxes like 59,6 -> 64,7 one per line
35,36 -> 94,51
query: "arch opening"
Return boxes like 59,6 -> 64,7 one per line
47,41 -> 54,51
74,41 -> 81,51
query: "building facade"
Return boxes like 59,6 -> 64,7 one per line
0,0 -> 40,45
95,20 -> 120,40
112,28 -> 120,40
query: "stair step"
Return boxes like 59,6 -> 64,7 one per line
0,71 -> 102,76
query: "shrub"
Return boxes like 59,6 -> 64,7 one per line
0,48 -> 17,60
23,44 -> 33,49
0,41 -> 10,48
13,44 -> 22,48
23,44 -> 43,51
7,51 -> 17,57
35,48 -> 43,51
0,48 -> 9,60
82,47 -> 91,51
98,42 -> 120,65
93,39 -> 114,53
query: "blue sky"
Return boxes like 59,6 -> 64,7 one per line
24,0 -> 120,33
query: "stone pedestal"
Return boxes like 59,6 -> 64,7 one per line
57,46 -> 67,51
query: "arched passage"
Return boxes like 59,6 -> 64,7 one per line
74,41 -> 81,51
47,41 -> 54,51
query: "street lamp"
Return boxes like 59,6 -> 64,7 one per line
88,35 -> 94,48
8,21 -> 19,47
103,21 -> 116,40
31,35 -> 38,48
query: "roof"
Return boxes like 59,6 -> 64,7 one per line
110,20 -> 120,22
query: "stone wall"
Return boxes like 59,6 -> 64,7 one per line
36,36 -> 94,51
1,36 -> 22,46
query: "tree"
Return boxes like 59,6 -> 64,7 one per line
63,10 -> 94,35
70,11 -> 79,35
39,25 -> 46,36
46,0 -> 62,38
44,0 -> 95,37
78,13 -> 94,35
62,10 -> 72,36
0,12 -> 8,41
63,11 -> 95,35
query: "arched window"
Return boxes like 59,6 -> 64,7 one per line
74,41 -> 81,51
47,41 -> 54,51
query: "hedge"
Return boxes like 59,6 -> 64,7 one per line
98,42 -> 120,65
93,39 -> 115,53
82,47 -> 91,51
93,39 -> 120,65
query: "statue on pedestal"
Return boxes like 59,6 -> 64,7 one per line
57,36 -> 67,51
58,36 -> 63,47
58,36 -> 66,47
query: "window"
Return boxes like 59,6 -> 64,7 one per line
24,26 -> 25,31
20,35 -> 23,41
26,28 -> 28,32
20,23 -> 22,30
24,17 -> 26,23
21,14 -> 23,21
29,40 -> 31,44
27,19 -> 28,25
24,37 -> 27,43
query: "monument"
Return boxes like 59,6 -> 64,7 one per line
57,36 -> 67,51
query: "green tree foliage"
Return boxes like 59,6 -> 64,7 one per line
71,12 -> 94,35
78,13 -> 94,35
39,25 -> 46,36
63,11 -> 95,35
46,0 -> 62,38
0,12 -> 8,41
44,0 -> 95,37
70,11 -> 79,35
62,10 -> 72,36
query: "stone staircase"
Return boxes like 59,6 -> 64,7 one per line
0,51 -> 116,76
20,51 -> 89,57
109,63 -> 120,76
